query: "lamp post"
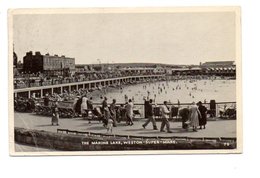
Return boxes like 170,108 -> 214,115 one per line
26,71 -> 31,88
97,59 -> 102,72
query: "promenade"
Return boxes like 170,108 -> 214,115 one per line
14,112 -> 236,138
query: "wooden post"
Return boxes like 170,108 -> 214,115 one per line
40,89 -> 43,98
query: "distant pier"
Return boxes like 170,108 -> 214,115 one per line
14,74 -> 165,98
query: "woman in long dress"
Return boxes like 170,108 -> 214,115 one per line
189,102 -> 202,132
81,96 -> 88,116
125,99 -> 134,126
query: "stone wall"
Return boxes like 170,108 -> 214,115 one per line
14,127 -> 236,151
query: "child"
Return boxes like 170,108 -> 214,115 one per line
106,117 -> 114,133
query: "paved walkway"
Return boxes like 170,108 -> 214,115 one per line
14,112 -> 236,138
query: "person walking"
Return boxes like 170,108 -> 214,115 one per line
81,96 -> 88,116
197,101 -> 207,129
110,99 -> 117,127
142,99 -> 158,130
125,99 -> 134,126
160,101 -> 172,133
144,97 -> 149,119
101,97 -> 108,114
51,103 -> 59,126
189,102 -> 202,132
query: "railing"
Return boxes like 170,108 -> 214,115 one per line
14,98 -> 236,120
14,73 -> 163,89
91,102 -> 236,120
56,128 -> 237,142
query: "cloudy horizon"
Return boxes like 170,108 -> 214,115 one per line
13,11 -> 236,65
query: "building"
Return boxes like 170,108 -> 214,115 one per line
23,51 -> 75,76
200,61 -> 236,76
200,61 -> 235,68
172,67 -> 202,76
170,61 -> 236,77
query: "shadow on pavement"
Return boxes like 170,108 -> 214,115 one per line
124,128 -> 145,132
36,124 -> 56,127
86,126 -> 106,130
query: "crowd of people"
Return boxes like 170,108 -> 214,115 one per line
142,99 -> 208,133
46,89 -> 208,133
14,69 -> 160,89
73,95 -> 135,132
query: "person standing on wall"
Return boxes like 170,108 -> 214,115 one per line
142,99 -> 158,130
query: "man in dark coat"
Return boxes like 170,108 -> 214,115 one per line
179,107 -> 190,129
144,97 -> 150,119
101,97 -> 108,114
142,99 -> 158,130
197,101 -> 207,129
75,97 -> 82,115
43,94 -> 50,106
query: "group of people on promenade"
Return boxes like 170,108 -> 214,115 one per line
40,87 -> 209,133
64,91 -> 208,133
69,95 -> 136,132
142,99 -> 207,133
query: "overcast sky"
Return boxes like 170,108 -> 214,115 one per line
13,12 -> 236,65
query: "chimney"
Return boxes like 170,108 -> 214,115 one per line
35,51 -> 41,55
26,51 -> 33,56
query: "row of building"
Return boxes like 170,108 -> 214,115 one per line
172,61 -> 236,76
13,51 -> 236,77
21,51 -> 75,76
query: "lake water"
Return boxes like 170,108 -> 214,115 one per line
91,79 -> 236,105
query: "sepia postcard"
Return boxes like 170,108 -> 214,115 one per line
8,7 -> 242,156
